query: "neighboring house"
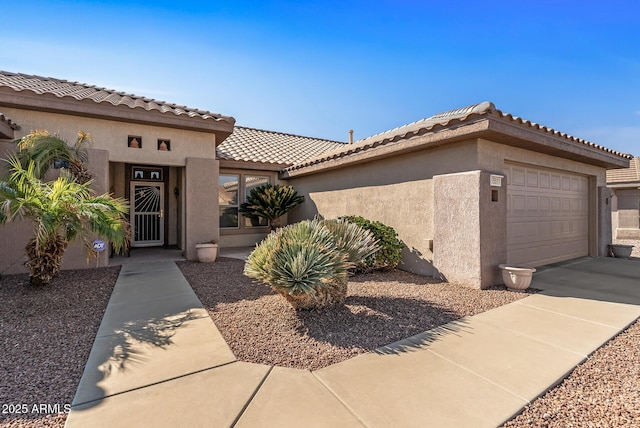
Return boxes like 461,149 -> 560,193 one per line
0,71 -> 632,288
607,156 -> 640,256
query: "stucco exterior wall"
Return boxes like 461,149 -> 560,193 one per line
612,188 -> 640,239
2,107 -> 217,166
432,170 -> 507,289
288,140 -> 479,276
185,157 -> 219,260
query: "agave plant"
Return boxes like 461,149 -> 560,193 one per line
0,156 -> 129,285
15,130 -> 93,183
239,184 -> 305,230
244,218 -> 378,310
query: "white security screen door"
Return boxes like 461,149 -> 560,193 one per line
131,182 -> 164,247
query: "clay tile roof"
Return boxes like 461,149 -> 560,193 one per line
286,101 -> 632,173
217,126 -> 345,166
607,156 -> 640,184
0,71 -> 234,124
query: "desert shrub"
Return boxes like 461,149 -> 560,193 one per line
339,216 -> 403,271
239,184 -> 305,230
244,218 -> 378,309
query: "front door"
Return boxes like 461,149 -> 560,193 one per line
131,181 -> 164,247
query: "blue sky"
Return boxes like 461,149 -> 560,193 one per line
1,0 -> 639,155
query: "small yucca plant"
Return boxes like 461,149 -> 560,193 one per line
244,218 -> 378,310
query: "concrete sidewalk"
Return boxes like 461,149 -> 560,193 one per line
65,257 -> 640,428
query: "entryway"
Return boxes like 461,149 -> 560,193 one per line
131,181 -> 164,246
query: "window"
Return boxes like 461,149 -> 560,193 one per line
219,174 -> 239,228
219,173 -> 271,229
244,175 -> 270,227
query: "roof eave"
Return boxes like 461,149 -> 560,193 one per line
281,120 -> 490,179
282,114 -> 631,179
485,116 -> 630,169
219,159 -> 291,171
0,88 -> 235,138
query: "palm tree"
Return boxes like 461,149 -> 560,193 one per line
239,184 -> 305,230
0,156 -> 129,285
15,130 -> 93,183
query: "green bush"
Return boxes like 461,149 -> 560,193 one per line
244,218 -> 378,309
339,216 -> 403,271
239,184 -> 305,230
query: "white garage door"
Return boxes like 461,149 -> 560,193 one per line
506,163 -> 589,267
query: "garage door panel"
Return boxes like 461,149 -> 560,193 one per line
506,164 -> 589,267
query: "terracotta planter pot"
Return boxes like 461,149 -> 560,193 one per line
609,244 -> 634,259
195,243 -> 218,263
499,264 -> 536,291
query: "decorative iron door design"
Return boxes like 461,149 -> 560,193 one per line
131,182 -> 164,247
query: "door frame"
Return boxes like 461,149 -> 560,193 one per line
125,164 -> 170,248
130,181 -> 165,247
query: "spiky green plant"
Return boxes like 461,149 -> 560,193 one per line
244,218 -> 378,310
320,218 -> 379,264
239,184 -> 305,230
0,156 -> 129,285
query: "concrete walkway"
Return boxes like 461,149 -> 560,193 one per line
65,257 -> 640,428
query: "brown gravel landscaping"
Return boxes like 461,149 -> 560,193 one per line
0,267 -> 119,428
178,257 -> 532,370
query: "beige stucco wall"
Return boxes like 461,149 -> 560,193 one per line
289,136 -> 611,287
433,170 -> 507,289
288,140 -> 479,276
185,157 -> 219,260
612,188 -> 640,239
2,107 -> 217,165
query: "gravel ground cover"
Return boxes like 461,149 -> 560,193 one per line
0,267 -> 120,428
178,257 -> 532,370
503,318 -> 640,427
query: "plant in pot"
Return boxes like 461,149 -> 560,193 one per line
608,244 -> 634,259
195,240 -> 218,263
499,264 -> 536,291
